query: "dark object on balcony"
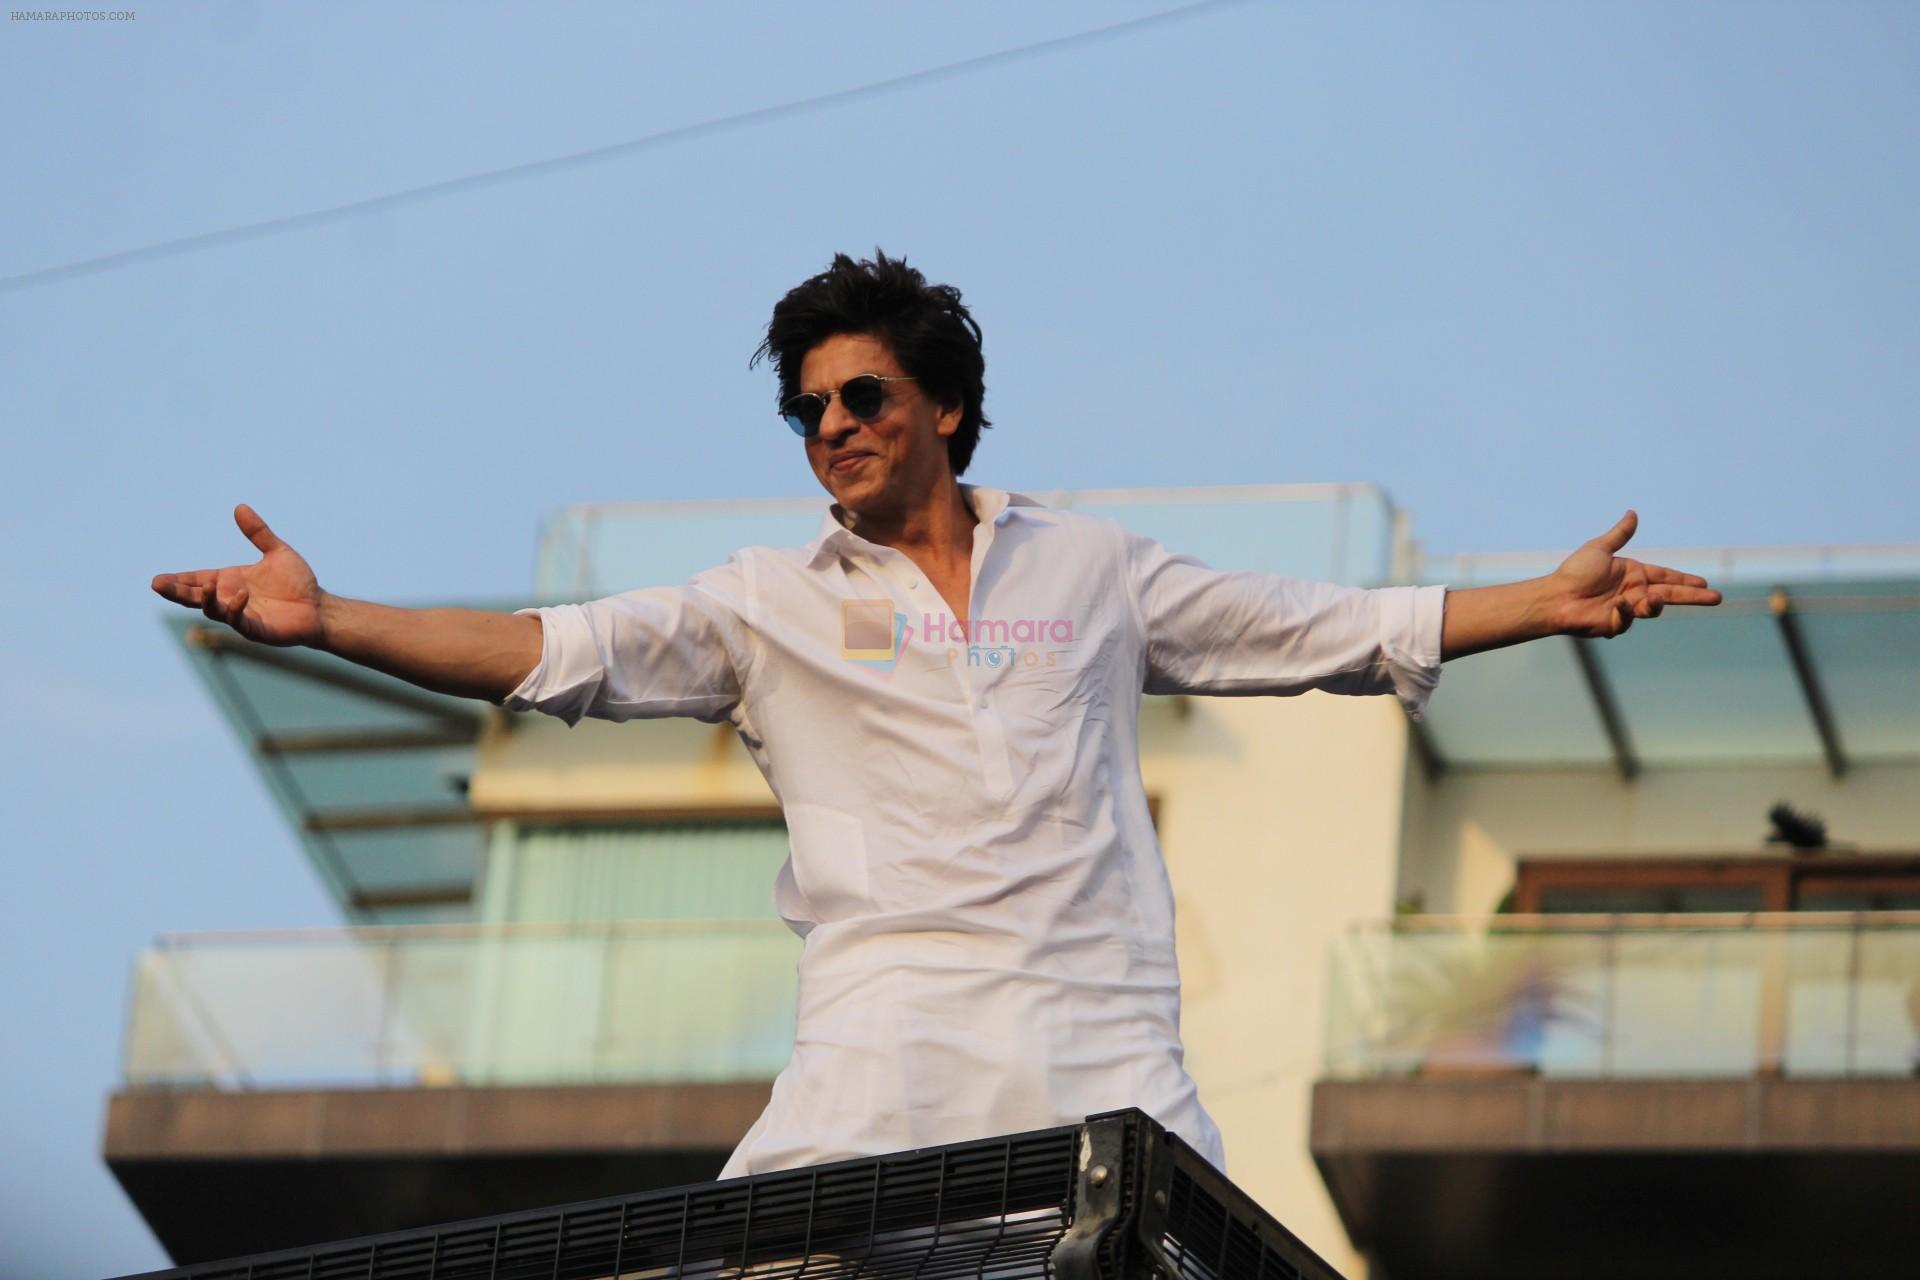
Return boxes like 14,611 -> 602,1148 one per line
107,1108 -> 1344,1280
1766,801 -> 1828,853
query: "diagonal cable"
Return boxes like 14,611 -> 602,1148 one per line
1,0 -> 1253,294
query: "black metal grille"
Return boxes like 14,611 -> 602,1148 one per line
109,1110 -> 1344,1280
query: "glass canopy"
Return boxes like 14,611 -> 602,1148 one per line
1418,577 -> 1920,774
167,613 -> 506,924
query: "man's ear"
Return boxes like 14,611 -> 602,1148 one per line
934,399 -> 964,438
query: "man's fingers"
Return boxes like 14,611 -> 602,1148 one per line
1636,592 -> 1666,619
153,569 -> 216,605
235,503 -> 284,555
1615,582 -> 1720,627
1661,584 -> 1722,606
216,571 -> 247,618
1625,568 -> 1721,608
1643,563 -> 1711,589
1642,568 -> 1722,604
1597,509 -> 1638,553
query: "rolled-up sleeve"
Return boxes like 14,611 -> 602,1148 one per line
501,565 -> 744,727
1123,528 -> 1447,719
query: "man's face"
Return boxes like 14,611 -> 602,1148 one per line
800,332 -> 960,520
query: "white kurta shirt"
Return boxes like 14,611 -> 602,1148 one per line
503,485 -> 1446,1176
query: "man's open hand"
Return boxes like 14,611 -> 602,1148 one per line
151,504 -> 325,647
1543,510 -> 1723,638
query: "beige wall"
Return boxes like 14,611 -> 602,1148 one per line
1141,693 -> 1412,1278
470,692 -> 1419,1278
473,711 -> 776,811
1401,761 -> 1920,915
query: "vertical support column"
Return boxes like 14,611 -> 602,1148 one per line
1051,1115 -> 1133,1280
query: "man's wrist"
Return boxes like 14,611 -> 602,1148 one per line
313,589 -> 344,652
1526,574 -> 1569,640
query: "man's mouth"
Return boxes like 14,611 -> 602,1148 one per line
830,452 -> 875,474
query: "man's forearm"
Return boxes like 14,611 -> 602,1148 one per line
1439,578 -> 1560,661
315,592 -> 543,703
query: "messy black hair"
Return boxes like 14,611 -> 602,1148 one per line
752,250 -> 991,476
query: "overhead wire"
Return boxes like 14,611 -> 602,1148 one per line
0,0 -> 1255,295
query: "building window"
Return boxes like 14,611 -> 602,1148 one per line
1516,856 -> 1920,914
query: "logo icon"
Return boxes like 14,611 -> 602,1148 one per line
841,599 -> 915,679
841,599 -> 899,660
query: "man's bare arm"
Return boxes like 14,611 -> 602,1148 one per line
1441,510 -> 1723,660
310,594 -> 542,702
152,504 -> 542,703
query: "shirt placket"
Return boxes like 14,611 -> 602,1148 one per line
962,516 -> 1015,799
866,525 -> 1016,803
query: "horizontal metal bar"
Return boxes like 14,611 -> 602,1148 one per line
305,803 -> 792,833
346,884 -> 474,911
1349,909 -> 1920,933
155,917 -> 800,946
305,807 -> 477,833
259,728 -> 478,755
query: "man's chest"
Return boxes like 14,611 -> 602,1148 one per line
743,528 -> 1129,733
738,526 -> 1136,817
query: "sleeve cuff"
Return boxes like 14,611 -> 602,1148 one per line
1386,584 -> 1447,721
498,604 -> 585,723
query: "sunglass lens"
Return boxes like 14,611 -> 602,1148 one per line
781,396 -> 824,437
842,376 -> 887,420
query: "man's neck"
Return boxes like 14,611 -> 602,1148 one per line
843,477 -> 978,564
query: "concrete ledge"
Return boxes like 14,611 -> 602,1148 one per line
105,1079 -> 772,1160
1311,1076 -> 1920,1154
1311,1077 -> 1920,1278
104,1081 -> 774,1263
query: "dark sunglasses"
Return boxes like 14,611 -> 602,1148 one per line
780,374 -> 917,438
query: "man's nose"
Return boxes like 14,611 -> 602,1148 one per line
817,399 -> 860,442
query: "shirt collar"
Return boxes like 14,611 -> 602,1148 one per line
802,484 -> 1041,569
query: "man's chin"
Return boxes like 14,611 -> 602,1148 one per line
837,493 -> 907,529
827,472 -> 884,513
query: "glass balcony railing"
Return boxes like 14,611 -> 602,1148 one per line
122,921 -> 802,1089
1324,913 -> 1920,1080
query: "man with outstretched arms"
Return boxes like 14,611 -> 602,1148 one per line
153,251 -> 1721,1175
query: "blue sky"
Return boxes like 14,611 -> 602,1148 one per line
2,2 -> 1916,1274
